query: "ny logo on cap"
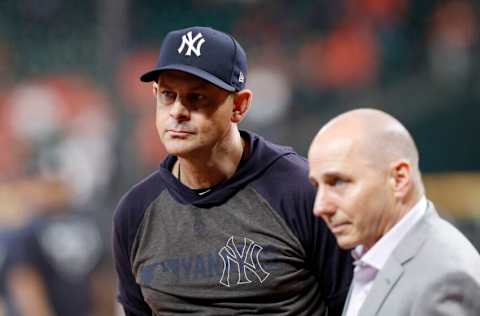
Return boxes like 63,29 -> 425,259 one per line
177,31 -> 206,57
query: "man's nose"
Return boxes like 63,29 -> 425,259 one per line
169,97 -> 190,120
313,187 -> 336,218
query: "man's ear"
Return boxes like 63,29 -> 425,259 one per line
389,159 -> 413,199
152,82 -> 158,101
231,89 -> 252,123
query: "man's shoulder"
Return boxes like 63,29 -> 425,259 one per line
405,210 -> 480,276
114,170 -> 167,226
132,169 -> 166,195
244,131 -> 312,191
426,215 -> 479,262
405,217 -> 480,314
263,151 -> 311,188
254,134 -> 309,174
379,211 -> 480,314
277,151 -> 309,171
248,143 -> 316,218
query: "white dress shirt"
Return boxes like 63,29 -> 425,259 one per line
344,197 -> 427,316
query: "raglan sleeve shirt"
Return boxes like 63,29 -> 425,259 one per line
113,132 -> 353,315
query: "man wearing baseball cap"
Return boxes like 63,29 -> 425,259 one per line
113,26 -> 353,315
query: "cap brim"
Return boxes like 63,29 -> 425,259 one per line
140,64 -> 236,92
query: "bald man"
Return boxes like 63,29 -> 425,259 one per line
308,108 -> 480,316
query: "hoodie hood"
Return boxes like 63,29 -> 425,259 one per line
157,130 -> 295,207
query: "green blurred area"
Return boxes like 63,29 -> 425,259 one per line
1,0 -> 479,173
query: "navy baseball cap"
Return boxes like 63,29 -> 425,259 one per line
140,26 -> 248,92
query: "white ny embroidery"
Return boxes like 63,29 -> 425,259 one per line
177,31 -> 206,57
218,236 -> 270,287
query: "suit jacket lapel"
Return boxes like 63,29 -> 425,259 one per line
357,258 -> 404,316
341,285 -> 354,316
357,203 -> 436,316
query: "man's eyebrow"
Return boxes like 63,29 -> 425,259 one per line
323,171 -> 347,179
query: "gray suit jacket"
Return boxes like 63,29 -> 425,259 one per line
343,202 -> 480,316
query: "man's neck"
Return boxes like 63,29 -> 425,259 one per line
174,131 -> 246,189
364,193 -> 424,251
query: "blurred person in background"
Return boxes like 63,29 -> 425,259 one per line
308,108 -> 480,316
0,75 -> 115,316
6,177 -> 104,316
0,229 -> 21,316
0,235 -> 9,315
113,26 -> 353,315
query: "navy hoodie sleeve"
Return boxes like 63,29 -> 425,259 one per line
252,153 -> 353,315
113,171 -> 166,316
113,194 -> 152,316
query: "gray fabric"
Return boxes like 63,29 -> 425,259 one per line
131,186 -> 325,315
343,203 -> 480,316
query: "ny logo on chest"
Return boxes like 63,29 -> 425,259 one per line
218,236 -> 270,287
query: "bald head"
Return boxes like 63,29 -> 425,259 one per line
311,108 -> 420,172
308,108 -> 425,249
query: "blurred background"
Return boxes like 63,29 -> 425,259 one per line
0,0 -> 479,315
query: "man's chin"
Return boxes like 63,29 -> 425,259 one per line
166,149 -> 192,157
336,236 -> 357,250
163,141 -> 195,156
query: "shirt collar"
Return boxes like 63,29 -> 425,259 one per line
351,196 -> 427,270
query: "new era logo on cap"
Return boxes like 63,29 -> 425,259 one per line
140,26 -> 248,92
238,71 -> 244,83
